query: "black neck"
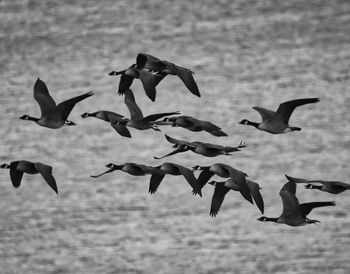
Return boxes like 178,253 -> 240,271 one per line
247,120 -> 260,128
310,184 -> 322,190
27,116 -> 40,122
264,217 -> 279,222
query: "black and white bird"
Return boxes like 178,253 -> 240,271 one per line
81,111 -> 131,138
19,78 -> 93,129
155,115 -> 227,136
193,163 -> 252,205
150,162 -> 202,196
239,98 -> 319,134
257,181 -> 335,226
154,135 -> 245,159
285,175 -> 350,194
1,160 -> 58,194
206,179 -> 264,217
122,89 -> 179,131
109,53 -> 200,101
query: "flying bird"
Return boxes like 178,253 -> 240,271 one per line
149,162 -> 202,196
257,181 -> 335,226
193,163 -> 252,205
285,174 -> 350,194
1,160 -> 58,194
19,78 -> 93,129
154,135 -> 245,159
206,179 -> 264,217
81,111 -> 131,138
155,115 -> 227,136
109,53 -> 200,101
239,98 -> 319,134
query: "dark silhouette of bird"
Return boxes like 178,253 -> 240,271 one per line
239,98 -> 319,134
81,111 -> 131,138
1,160 -> 58,194
257,181 -> 335,226
109,53 -> 200,101
206,178 -> 264,217
19,78 -> 93,129
155,115 -> 227,136
154,135 -> 245,159
285,174 -> 350,194
193,163 -> 252,205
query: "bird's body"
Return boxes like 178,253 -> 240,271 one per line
91,162 -> 157,178
193,163 -> 252,204
207,179 -> 264,216
150,162 -> 202,196
239,98 -> 320,134
156,115 -> 227,136
109,53 -> 200,101
154,135 -> 245,159
285,175 -> 350,194
123,89 -> 179,131
20,78 -> 93,129
257,181 -> 335,226
1,160 -> 58,194
81,110 -> 131,138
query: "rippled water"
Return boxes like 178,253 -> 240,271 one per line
1,0 -> 350,273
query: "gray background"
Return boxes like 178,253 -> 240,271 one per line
0,0 -> 349,273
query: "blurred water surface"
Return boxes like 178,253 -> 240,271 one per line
0,0 -> 350,273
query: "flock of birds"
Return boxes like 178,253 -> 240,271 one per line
2,53 -> 349,227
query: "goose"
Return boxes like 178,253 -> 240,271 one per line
192,163 -> 252,204
109,53 -> 200,101
1,160 -> 58,194
109,63 -> 164,102
149,162 -> 202,196
19,78 -> 93,129
90,162 -> 159,178
123,89 -> 179,131
206,179 -> 264,216
257,181 -> 335,226
81,111 -> 131,138
154,134 -> 245,159
239,98 -> 320,134
285,174 -> 350,194
155,115 -> 227,136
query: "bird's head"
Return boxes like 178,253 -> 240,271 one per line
257,216 -> 267,222
64,120 -> 76,126
19,114 -> 30,120
81,113 -> 90,118
0,163 -> 10,169
239,119 -> 249,125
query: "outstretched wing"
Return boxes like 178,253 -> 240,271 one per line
279,181 -> 299,217
149,171 -> 166,194
252,106 -> 276,121
164,134 -> 190,146
246,179 -> 264,214
139,69 -> 166,102
111,123 -> 132,138
227,165 -> 252,204
118,74 -> 134,95
34,162 -> 58,194
164,62 -> 200,97
57,91 -> 94,120
173,163 -> 202,196
124,89 -> 144,120
9,167 -> 24,188
299,201 -> 335,217
33,78 -> 59,119
210,183 -> 230,217
276,98 -> 319,124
